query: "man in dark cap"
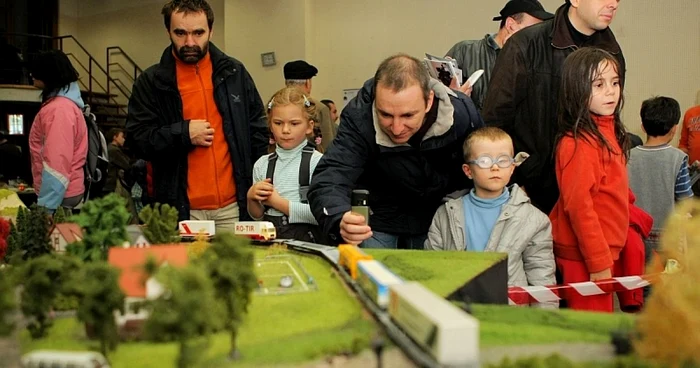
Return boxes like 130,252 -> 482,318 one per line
284,60 -> 337,152
445,0 -> 553,110
482,0 -> 624,215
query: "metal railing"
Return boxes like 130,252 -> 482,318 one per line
1,32 -> 142,124
106,46 -> 143,97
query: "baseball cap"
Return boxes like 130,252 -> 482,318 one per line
493,0 -> 554,21
283,60 -> 318,80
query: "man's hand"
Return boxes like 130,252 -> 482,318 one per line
189,119 -> 215,147
449,76 -> 472,96
589,268 -> 612,282
340,211 -> 373,245
247,179 -> 274,202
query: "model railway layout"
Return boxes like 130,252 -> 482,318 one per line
280,239 -> 479,368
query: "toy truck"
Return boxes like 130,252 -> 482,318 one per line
178,220 -> 215,238
356,259 -> 403,308
234,221 -> 277,241
389,282 -> 479,367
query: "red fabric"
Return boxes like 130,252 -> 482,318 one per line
146,162 -> 154,197
0,217 -> 9,260
616,190 -> 653,312
556,257 -> 614,312
679,105 -> 700,164
550,114 -> 629,273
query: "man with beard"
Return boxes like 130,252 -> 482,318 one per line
126,0 -> 268,231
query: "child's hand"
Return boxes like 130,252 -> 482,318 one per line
262,188 -> 282,208
247,179 -> 273,201
589,268 -> 612,281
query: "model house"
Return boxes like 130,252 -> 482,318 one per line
49,223 -> 83,253
123,224 -> 150,248
107,245 -> 189,338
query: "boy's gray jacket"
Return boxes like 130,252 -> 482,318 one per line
425,184 -> 555,288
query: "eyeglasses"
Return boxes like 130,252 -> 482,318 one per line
467,154 -> 515,169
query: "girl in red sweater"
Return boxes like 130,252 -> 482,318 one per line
549,48 -> 629,312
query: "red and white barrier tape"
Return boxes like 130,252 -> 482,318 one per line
507,274 -> 661,305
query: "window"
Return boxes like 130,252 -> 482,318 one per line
7,114 -> 23,135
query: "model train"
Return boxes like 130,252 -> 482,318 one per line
336,244 -> 479,367
338,244 -> 373,279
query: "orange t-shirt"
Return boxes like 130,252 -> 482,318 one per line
679,105 -> 700,164
549,115 -> 629,273
175,52 -> 236,210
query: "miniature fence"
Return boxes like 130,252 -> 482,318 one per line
507,274 -> 663,305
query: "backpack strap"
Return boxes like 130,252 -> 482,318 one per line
298,144 -> 315,204
266,152 -> 278,182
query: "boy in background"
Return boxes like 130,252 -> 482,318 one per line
425,127 -> 555,292
628,96 -> 694,266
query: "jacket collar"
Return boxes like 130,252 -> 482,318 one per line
550,3 -> 621,54
485,34 -> 501,51
372,78 -> 457,148
153,42 -> 233,91
444,184 -> 529,209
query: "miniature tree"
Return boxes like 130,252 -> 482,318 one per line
19,254 -> 81,338
0,217 -> 10,261
198,233 -> 257,359
138,203 -> 179,244
67,194 -> 130,261
0,269 -> 16,336
187,232 -> 210,259
635,200 -> 700,367
5,207 -> 27,263
144,265 -> 223,368
53,207 -> 68,224
21,204 -> 52,260
71,262 -> 125,357
4,221 -> 19,264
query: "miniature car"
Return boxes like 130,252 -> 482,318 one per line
279,275 -> 293,288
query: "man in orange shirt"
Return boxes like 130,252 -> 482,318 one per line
126,0 -> 268,232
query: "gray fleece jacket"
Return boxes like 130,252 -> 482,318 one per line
425,184 -> 555,288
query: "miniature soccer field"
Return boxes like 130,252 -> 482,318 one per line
254,255 -> 318,295
19,247 -> 635,367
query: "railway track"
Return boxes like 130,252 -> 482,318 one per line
280,239 -> 444,368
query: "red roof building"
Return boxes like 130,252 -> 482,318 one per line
108,245 -> 189,298
49,223 -> 83,252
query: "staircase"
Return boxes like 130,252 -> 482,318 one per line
1,33 -> 142,131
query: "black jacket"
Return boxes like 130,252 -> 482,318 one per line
445,34 -> 500,111
308,79 -> 483,244
125,44 -> 268,221
482,3 -> 625,214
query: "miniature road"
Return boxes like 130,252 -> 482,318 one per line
286,342 -> 615,368
0,335 -> 21,368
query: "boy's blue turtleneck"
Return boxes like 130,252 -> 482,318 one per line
463,187 -> 510,251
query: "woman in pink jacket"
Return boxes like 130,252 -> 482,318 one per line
28,50 -> 88,212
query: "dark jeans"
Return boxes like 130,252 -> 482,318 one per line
361,230 -> 427,250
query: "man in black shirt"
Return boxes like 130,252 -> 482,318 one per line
482,0 -> 624,214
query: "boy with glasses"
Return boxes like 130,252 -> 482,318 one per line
425,127 -> 555,290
